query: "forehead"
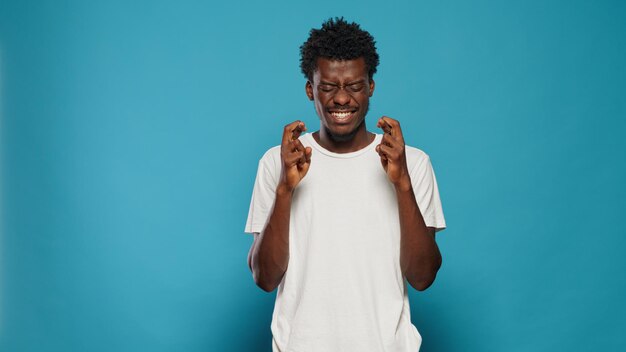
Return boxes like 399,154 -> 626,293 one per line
313,57 -> 368,82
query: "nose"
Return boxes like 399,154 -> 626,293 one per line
333,87 -> 351,106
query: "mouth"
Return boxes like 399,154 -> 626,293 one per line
327,109 -> 357,124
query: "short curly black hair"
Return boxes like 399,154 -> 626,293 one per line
300,17 -> 380,81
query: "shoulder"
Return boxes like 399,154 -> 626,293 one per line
257,145 -> 282,171
260,145 -> 281,161
404,144 -> 431,170
259,145 -> 280,166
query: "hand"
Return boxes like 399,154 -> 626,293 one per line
376,116 -> 412,191
279,120 -> 312,193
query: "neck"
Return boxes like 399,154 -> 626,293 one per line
314,123 -> 374,153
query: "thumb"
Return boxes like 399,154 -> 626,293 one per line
299,160 -> 311,176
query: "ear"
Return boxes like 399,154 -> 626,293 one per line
368,79 -> 375,97
305,81 -> 314,101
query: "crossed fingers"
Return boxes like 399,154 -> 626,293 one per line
376,116 -> 405,162
377,116 -> 404,141
281,120 -> 311,167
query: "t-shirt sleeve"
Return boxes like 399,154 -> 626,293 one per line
410,154 -> 447,232
244,149 -> 279,234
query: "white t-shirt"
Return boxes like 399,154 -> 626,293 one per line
245,132 -> 446,352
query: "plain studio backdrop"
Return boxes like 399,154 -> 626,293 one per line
1,0 -> 625,351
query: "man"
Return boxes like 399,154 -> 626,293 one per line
245,18 -> 446,351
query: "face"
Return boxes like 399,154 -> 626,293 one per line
306,57 -> 375,141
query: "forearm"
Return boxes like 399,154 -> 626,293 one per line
251,185 -> 293,292
396,182 -> 442,291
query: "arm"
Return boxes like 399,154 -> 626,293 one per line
395,188 -> 442,291
248,121 -> 312,292
376,116 -> 442,291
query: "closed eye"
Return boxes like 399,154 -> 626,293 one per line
318,84 -> 336,92
347,83 -> 365,93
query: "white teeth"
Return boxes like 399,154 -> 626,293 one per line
331,112 -> 352,119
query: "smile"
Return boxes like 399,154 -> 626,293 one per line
329,110 -> 356,123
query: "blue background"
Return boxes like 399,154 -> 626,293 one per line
1,0 -> 625,351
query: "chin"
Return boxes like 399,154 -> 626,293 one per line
326,120 -> 364,142
328,129 -> 358,142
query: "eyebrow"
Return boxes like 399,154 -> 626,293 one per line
319,79 -> 366,86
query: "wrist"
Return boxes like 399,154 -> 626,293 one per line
276,182 -> 295,197
394,175 -> 413,193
